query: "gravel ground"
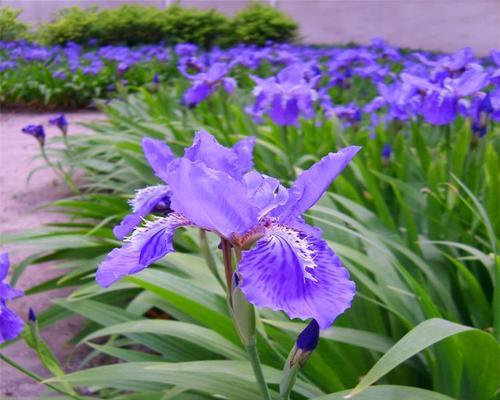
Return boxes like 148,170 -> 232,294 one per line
0,110 -> 104,399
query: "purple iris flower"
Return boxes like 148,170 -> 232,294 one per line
331,103 -> 362,127
175,43 -> 198,57
381,143 -> 392,159
181,63 -> 236,107
247,64 -> 319,126
364,80 -> 419,121
0,253 -> 24,343
22,124 -> 45,146
469,89 -> 500,137
402,68 -> 490,125
49,114 -> 68,136
97,131 -> 359,328
491,50 -> 500,67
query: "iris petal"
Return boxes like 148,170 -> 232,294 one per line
165,158 -> 259,238
0,302 -> 25,344
273,146 -> 361,221
96,213 -> 189,288
243,171 -> 288,218
0,283 -> 23,301
183,82 -> 212,107
184,131 -> 255,180
142,137 -> 175,182
113,185 -> 171,240
238,224 -> 355,329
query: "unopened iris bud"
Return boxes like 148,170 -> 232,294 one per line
293,319 -> 320,366
22,124 -> 46,146
28,307 -> 36,322
280,319 -> 320,399
381,143 -> 392,165
49,114 -> 68,136
152,73 -> 160,92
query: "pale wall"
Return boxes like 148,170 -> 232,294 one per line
2,0 -> 499,55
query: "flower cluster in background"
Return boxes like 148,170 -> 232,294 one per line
2,39 -> 499,138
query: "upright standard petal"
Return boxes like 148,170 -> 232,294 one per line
142,137 -> 175,182
113,185 -> 171,240
238,224 -> 355,329
184,131 -> 255,179
96,213 -> 189,288
273,146 -> 361,221
0,301 -> 25,343
243,171 -> 288,218
165,158 -> 259,238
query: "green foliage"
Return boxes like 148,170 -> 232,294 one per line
94,5 -> 167,45
3,82 -> 499,398
39,6 -> 100,45
38,4 -> 290,47
232,3 -> 298,45
161,5 -> 232,48
0,7 -> 28,41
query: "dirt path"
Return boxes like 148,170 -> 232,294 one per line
0,111 -> 104,399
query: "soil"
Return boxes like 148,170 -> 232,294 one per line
0,110 -> 104,399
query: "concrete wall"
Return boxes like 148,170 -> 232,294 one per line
2,0 -> 499,55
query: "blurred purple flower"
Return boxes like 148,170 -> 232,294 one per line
247,63 -> 320,126
49,114 -> 68,136
0,253 -> 24,343
181,63 -> 236,107
22,124 -> 45,146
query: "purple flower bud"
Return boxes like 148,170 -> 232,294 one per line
382,143 -> 392,159
296,319 -> 320,352
49,114 -> 68,136
28,307 -> 36,322
22,124 -> 46,146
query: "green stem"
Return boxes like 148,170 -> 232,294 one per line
444,124 -> 451,182
223,242 -> 271,400
281,125 -> 289,151
245,344 -> 272,400
40,146 -> 80,195
0,353 -> 82,400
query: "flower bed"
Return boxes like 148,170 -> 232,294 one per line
1,37 -> 499,400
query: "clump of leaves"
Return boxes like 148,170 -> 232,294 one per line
232,3 -> 298,45
0,7 -> 28,41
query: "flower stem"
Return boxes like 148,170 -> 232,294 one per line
221,238 -> 233,287
40,146 -> 80,195
245,343 -> 272,400
0,353 -> 82,399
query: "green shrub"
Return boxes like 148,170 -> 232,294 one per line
232,3 -> 298,45
161,5 -> 232,48
38,4 -> 298,47
39,4 -> 232,47
39,6 -> 100,45
95,5 -> 166,45
0,7 -> 28,41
